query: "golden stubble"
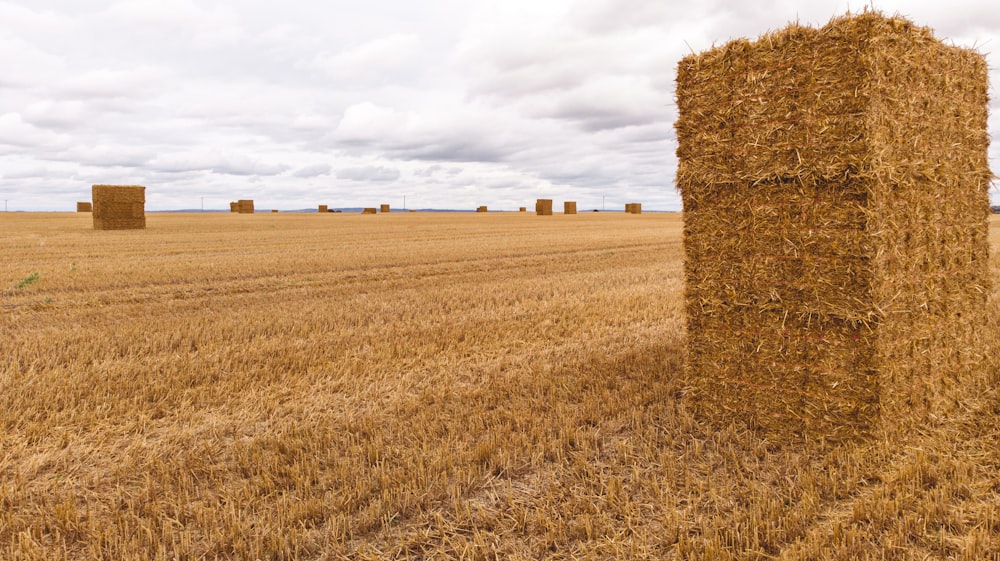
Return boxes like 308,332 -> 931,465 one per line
1,212 -> 998,560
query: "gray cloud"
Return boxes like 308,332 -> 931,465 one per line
293,163 -> 332,178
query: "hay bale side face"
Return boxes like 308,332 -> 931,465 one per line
362,208 -> 377,214
380,204 -> 390,213
519,207 -> 527,212
318,205 -> 328,213
237,200 -> 254,214
564,201 -> 577,214
76,202 -> 92,212
477,206 -> 488,213
92,185 -> 145,230
676,12 -> 992,440
229,202 -> 238,213
536,199 -> 553,216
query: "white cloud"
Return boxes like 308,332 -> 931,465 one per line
302,34 -> 421,84
336,165 -> 400,182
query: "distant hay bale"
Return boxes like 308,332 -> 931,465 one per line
409,209 -> 416,213
318,205 -> 328,213
519,207 -> 527,212
380,204 -> 390,213
92,185 -> 145,230
564,201 -> 577,214
536,199 -> 553,216
675,11 -> 993,440
477,206 -> 488,213
625,203 -> 642,214
271,209 -> 278,213
237,200 -> 254,214
229,202 -> 238,213
76,202 -> 92,213
362,208 -> 377,214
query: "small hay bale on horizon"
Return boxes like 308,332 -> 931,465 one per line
92,185 -> 145,230
318,205 -> 328,213
380,204 -> 390,213
76,202 -> 92,213
564,201 -> 577,215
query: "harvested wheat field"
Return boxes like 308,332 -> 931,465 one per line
1,212 -> 999,560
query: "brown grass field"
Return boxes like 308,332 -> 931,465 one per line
1,211 -> 999,560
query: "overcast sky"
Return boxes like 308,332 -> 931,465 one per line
1,0 -> 998,211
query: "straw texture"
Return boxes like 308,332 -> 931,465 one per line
229,202 -> 238,213
536,199 -> 553,216
318,205 -> 328,213
237,200 -> 254,214
380,204 -> 390,213
92,185 -> 145,230
76,202 -> 92,213
477,206 -> 488,213
675,11 -> 993,440
564,202 -> 577,215
362,208 -> 377,214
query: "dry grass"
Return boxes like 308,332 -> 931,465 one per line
1,212 -> 998,560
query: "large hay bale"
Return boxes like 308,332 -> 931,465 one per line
229,202 -> 238,213
237,200 -> 254,214
536,199 -> 553,216
380,204 -> 390,213
92,185 -> 145,230
564,201 -> 577,214
318,205 -> 328,213
675,12 -> 993,440
76,202 -> 92,213
362,208 -> 377,214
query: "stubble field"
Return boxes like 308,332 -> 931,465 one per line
1,211 -> 999,560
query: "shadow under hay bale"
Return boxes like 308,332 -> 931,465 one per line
536,199 -> 553,216
675,11 -> 993,441
92,185 -> 145,230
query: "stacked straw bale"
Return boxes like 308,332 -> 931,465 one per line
564,201 -> 577,214
92,185 -> 145,230
380,204 -> 390,213
477,206 -> 488,213
237,200 -> 254,214
519,207 -> 527,212
318,205 -> 328,213
675,12 -> 993,440
362,208 -> 377,214
536,199 -> 553,216
229,202 -> 238,213
625,203 -> 642,214
76,202 -> 92,213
